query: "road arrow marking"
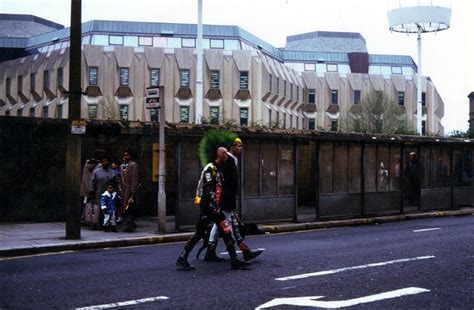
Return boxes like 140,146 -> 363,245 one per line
75,296 -> 169,309
276,255 -> 435,281
256,287 -> 430,309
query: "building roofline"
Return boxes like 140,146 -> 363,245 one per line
0,13 -> 64,30
17,19 -> 415,67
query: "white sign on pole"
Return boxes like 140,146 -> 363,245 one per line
146,87 -> 160,109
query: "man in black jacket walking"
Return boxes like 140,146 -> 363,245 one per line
204,138 -> 263,262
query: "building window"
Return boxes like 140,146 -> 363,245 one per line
88,105 -> 97,119
30,73 -> 36,92
422,120 -> 426,135
392,66 -> 402,74
354,90 -> 361,104
180,106 -> 189,123
182,38 -> 196,48
308,118 -> 315,130
138,36 -> 153,46
57,105 -> 63,119
120,68 -> 129,86
269,74 -> 272,92
240,107 -> 248,126
18,109 -> 23,117
327,64 -> 338,72
398,91 -> 405,106
296,86 -> 299,101
30,107 -> 35,117
331,119 -> 338,131
43,70 -> 50,90
43,106 -> 49,118
180,69 -> 190,88
331,90 -> 338,105
284,81 -> 287,97
150,68 -> 160,87
240,71 -> 249,90
17,76 -> 23,93
283,113 -> 286,128
109,35 -> 124,45
5,78 -> 11,95
150,108 -> 159,122
268,109 -> 272,125
276,77 -> 280,94
88,67 -> 98,86
422,92 -> 426,107
57,68 -> 63,87
304,63 -> 316,71
119,105 -> 129,120
210,106 -> 219,124
290,84 -> 293,98
5,110 -> 10,116
210,70 -> 220,89
210,39 -> 224,49
308,88 -> 316,104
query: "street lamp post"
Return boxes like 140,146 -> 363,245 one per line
195,0 -> 203,124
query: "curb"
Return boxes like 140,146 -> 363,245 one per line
258,208 -> 474,234
0,233 -> 194,258
1,208 -> 472,258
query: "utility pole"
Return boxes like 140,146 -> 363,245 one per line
65,0 -> 82,239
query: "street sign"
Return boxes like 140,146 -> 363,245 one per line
146,87 -> 160,109
71,120 -> 86,134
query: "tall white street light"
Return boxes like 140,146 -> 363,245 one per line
388,0 -> 451,135
195,0 -> 203,124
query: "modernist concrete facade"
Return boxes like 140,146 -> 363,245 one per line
0,14 -> 445,134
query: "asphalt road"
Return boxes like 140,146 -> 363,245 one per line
1,216 -> 473,309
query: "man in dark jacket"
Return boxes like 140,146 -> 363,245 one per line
176,147 -> 250,270
120,149 -> 140,232
204,138 -> 263,262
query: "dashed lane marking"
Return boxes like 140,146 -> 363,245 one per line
413,228 -> 441,233
275,255 -> 435,281
75,296 -> 169,309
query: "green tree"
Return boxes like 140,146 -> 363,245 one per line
339,91 -> 416,134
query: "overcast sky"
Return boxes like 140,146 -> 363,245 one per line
1,0 -> 472,134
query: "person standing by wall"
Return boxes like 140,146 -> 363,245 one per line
89,155 -> 116,229
405,152 -> 421,205
120,149 -> 140,233
100,182 -> 120,232
80,149 -> 104,224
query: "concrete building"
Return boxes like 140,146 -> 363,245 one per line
0,14 -> 445,134
469,92 -> 474,132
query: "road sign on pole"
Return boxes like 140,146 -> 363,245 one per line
146,87 -> 160,109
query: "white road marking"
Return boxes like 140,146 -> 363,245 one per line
275,255 -> 435,281
413,228 -> 441,233
75,296 -> 169,309
256,287 -> 430,309
219,248 -> 266,255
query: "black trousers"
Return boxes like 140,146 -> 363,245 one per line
184,207 -> 234,254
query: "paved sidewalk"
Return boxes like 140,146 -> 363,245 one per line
1,208 -> 473,258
